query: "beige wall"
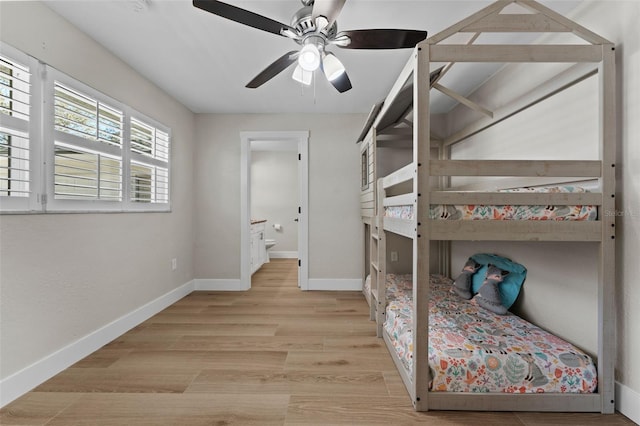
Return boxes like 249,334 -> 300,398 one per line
1,0 -> 638,418
194,113 -> 365,281
447,0 -> 640,400
251,151 -> 298,252
0,2 -> 196,381
573,0 -> 640,399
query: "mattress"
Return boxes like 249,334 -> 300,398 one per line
384,185 -> 598,221
383,274 -> 598,394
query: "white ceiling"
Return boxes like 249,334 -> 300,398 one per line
42,0 -> 582,114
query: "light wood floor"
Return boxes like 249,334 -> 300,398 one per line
1,259 -> 634,425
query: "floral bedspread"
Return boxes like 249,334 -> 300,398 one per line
384,185 -> 598,221
383,274 -> 597,393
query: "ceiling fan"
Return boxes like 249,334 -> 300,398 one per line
193,0 -> 428,93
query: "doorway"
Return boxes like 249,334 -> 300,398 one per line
240,131 -> 309,290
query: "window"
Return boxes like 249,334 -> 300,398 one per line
52,81 -> 124,202
129,118 -> 169,204
0,43 -> 171,213
0,45 -> 39,212
361,146 -> 369,190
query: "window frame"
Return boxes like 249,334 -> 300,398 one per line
42,64 -> 171,213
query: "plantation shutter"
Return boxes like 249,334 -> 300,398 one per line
0,53 -> 31,201
53,82 -> 123,201
130,117 -> 169,204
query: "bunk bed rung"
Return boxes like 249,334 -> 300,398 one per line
371,261 -> 379,272
430,220 -> 602,242
430,191 -> 603,206
382,163 -> 415,189
429,160 -> 602,178
371,233 -> 380,241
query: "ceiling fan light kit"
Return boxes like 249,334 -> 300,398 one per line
193,0 -> 428,93
292,65 -> 313,85
298,38 -> 322,71
322,52 -> 346,81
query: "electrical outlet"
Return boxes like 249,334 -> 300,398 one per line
391,251 -> 398,262
171,258 -> 177,271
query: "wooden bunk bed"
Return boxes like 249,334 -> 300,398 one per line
358,0 -> 616,413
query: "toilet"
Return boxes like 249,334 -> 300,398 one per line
265,239 -> 276,262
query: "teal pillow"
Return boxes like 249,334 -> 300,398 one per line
470,253 -> 527,309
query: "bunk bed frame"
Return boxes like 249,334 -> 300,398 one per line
360,0 -> 616,413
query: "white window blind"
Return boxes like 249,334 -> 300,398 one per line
54,143 -> 122,201
0,53 -> 31,200
129,117 -> 170,205
53,81 -> 124,203
54,83 -> 123,147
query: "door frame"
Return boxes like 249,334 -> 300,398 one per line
240,131 -> 309,290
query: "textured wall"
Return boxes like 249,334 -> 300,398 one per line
193,113 -> 365,281
0,2 -> 196,381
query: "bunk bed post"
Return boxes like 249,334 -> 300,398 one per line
598,43 -> 616,415
413,41 -> 432,411
375,177 -> 386,337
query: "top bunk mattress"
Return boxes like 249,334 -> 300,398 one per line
383,274 -> 597,394
385,185 -> 598,221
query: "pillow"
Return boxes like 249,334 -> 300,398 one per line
470,253 -> 527,309
452,257 -> 481,299
475,264 -> 509,315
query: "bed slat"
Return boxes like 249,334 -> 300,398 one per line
430,220 -> 602,241
427,392 -> 601,412
430,191 -> 602,206
430,160 -> 601,178
429,45 -> 603,63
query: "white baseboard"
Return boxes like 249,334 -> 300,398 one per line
194,279 -> 249,291
616,381 -> 640,424
0,280 -> 195,408
268,251 -> 298,259
307,278 -> 363,291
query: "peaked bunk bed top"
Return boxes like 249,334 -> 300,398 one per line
364,0 -> 616,414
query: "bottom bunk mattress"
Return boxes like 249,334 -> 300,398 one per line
383,274 -> 597,394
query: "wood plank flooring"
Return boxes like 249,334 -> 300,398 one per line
1,259 -> 635,425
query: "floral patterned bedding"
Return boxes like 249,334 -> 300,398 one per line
384,185 -> 598,221
383,274 -> 597,393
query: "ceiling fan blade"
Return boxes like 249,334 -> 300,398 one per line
336,29 -> 428,49
311,0 -> 346,29
193,0 -> 295,38
246,51 -> 300,89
